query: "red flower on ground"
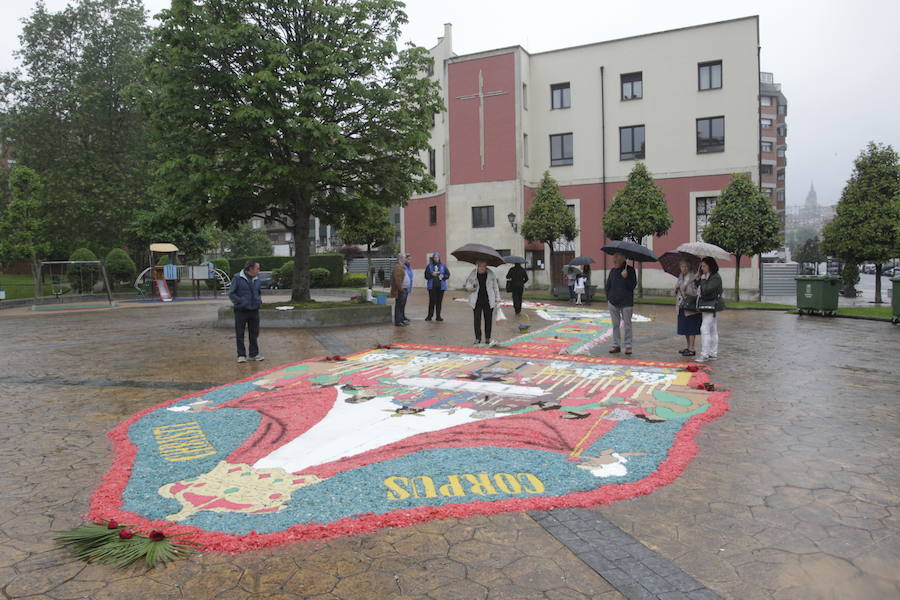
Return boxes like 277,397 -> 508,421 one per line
148,531 -> 166,542
686,365 -> 700,372
118,529 -> 133,539
696,384 -> 705,390
107,520 -> 119,529
704,383 -> 715,391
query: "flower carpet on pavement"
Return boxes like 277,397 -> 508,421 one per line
89,310 -> 728,552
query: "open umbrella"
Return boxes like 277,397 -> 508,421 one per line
676,241 -> 730,261
601,240 -> 658,263
569,256 -> 595,266
658,251 -> 700,278
451,243 -> 506,267
504,255 -> 526,264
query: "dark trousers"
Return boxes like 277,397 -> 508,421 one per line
510,287 -> 524,314
234,309 -> 260,357
427,288 -> 445,319
473,303 -> 493,341
394,289 -> 408,324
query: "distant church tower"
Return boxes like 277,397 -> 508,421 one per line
804,182 -> 818,210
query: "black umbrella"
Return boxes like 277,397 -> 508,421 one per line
569,256 -> 596,266
451,243 -> 506,267
504,255 -> 526,264
601,240 -> 658,263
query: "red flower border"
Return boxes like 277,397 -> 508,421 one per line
87,344 -> 727,553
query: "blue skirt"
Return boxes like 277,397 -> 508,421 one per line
677,306 -> 702,335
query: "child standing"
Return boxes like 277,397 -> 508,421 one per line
574,273 -> 586,305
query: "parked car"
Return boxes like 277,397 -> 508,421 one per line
862,264 -> 876,274
883,266 -> 896,277
258,271 -> 275,289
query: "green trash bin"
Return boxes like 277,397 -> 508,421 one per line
891,276 -> 900,325
795,275 -> 840,316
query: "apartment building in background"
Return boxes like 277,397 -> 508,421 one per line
404,17 -> 771,296
759,71 -> 788,232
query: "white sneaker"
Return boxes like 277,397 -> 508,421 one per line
486,339 -> 497,347
695,355 -> 709,363
250,355 -> 265,361
237,356 -> 247,363
474,340 -> 482,347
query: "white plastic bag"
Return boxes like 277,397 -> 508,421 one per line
496,307 -> 507,322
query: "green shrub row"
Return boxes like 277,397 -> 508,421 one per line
227,254 -> 344,287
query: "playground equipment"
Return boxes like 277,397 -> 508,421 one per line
133,243 -> 230,301
33,260 -> 114,310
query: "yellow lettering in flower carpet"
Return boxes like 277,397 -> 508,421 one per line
153,421 -> 217,461
385,472 -> 545,500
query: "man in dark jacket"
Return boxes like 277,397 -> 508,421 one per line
604,253 -> 637,355
390,253 -> 412,326
505,263 -> 529,314
228,260 -> 264,363
424,252 -> 450,321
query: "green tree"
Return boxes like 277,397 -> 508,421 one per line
793,235 -> 825,274
222,224 -> 273,258
521,171 -> 579,291
701,174 -> 781,301
821,142 -> 900,303
68,248 -> 99,293
840,261 -> 860,297
128,202 -> 216,264
2,0 -> 154,256
0,166 -> 49,297
143,0 -> 444,302
602,162 -> 673,297
786,226 -> 819,256
105,248 -> 136,288
337,203 -> 395,289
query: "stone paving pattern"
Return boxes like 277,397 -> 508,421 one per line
0,288 -> 898,599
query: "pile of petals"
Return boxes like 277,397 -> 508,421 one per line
56,520 -> 195,568
322,355 -> 346,361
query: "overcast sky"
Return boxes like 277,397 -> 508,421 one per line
3,0 -> 898,209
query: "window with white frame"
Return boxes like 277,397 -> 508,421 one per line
696,197 -> 716,241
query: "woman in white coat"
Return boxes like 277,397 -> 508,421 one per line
464,259 -> 501,346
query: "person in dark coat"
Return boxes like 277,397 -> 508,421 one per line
424,252 -> 450,321
505,263 -> 529,314
228,259 -> 264,363
604,253 -> 637,355
694,256 -> 724,363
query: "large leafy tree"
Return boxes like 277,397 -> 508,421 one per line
702,174 -> 781,301
0,166 -> 49,297
2,0 -> 154,256
822,142 -> 900,303
602,162 -> 672,296
220,224 -> 274,258
337,202 -> 394,289
144,0 -> 443,301
521,171 -> 579,291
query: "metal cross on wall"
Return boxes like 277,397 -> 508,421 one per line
455,70 -> 508,170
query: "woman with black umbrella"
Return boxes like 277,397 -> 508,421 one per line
464,259 -> 501,346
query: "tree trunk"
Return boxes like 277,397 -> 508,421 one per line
366,243 -> 373,290
32,255 -> 41,298
874,264 -> 883,303
734,255 -> 742,303
637,261 -> 643,298
291,201 -> 312,302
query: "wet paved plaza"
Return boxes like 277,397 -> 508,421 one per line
0,289 -> 897,599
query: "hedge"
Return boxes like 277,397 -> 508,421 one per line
236,254 -> 344,287
309,268 -> 330,288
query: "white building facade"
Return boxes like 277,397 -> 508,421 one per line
404,17 -> 766,297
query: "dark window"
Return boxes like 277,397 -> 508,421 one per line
777,124 -> 787,137
472,205 -> 494,228
525,250 -> 545,270
696,196 -> 716,242
523,133 -> 529,167
698,60 -> 722,90
426,59 -> 434,77
428,149 -> 436,176
619,125 -> 645,160
431,113 -> 436,127
696,116 -> 725,153
550,133 -> 573,166
777,169 -> 785,181
760,164 -> 773,175
551,83 -> 571,109
496,249 -> 511,257
776,189 -> 785,203
777,104 -> 787,116
429,205 -> 437,226
621,72 -> 643,100
523,83 -> 528,110
761,141 -> 773,152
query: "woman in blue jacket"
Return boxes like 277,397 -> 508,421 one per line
424,252 -> 450,321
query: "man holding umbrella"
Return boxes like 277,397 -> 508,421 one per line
605,253 -> 637,355
505,256 -> 529,315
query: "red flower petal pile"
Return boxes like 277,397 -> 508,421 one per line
118,529 -> 133,540
107,520 -> 119,529
148,531 -> 166,542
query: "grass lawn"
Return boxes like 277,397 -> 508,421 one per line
0,274 -> 42,301
836,306 -> 894,320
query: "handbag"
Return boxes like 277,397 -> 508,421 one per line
505,281 -> 513,293
682,295 -> 699,311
